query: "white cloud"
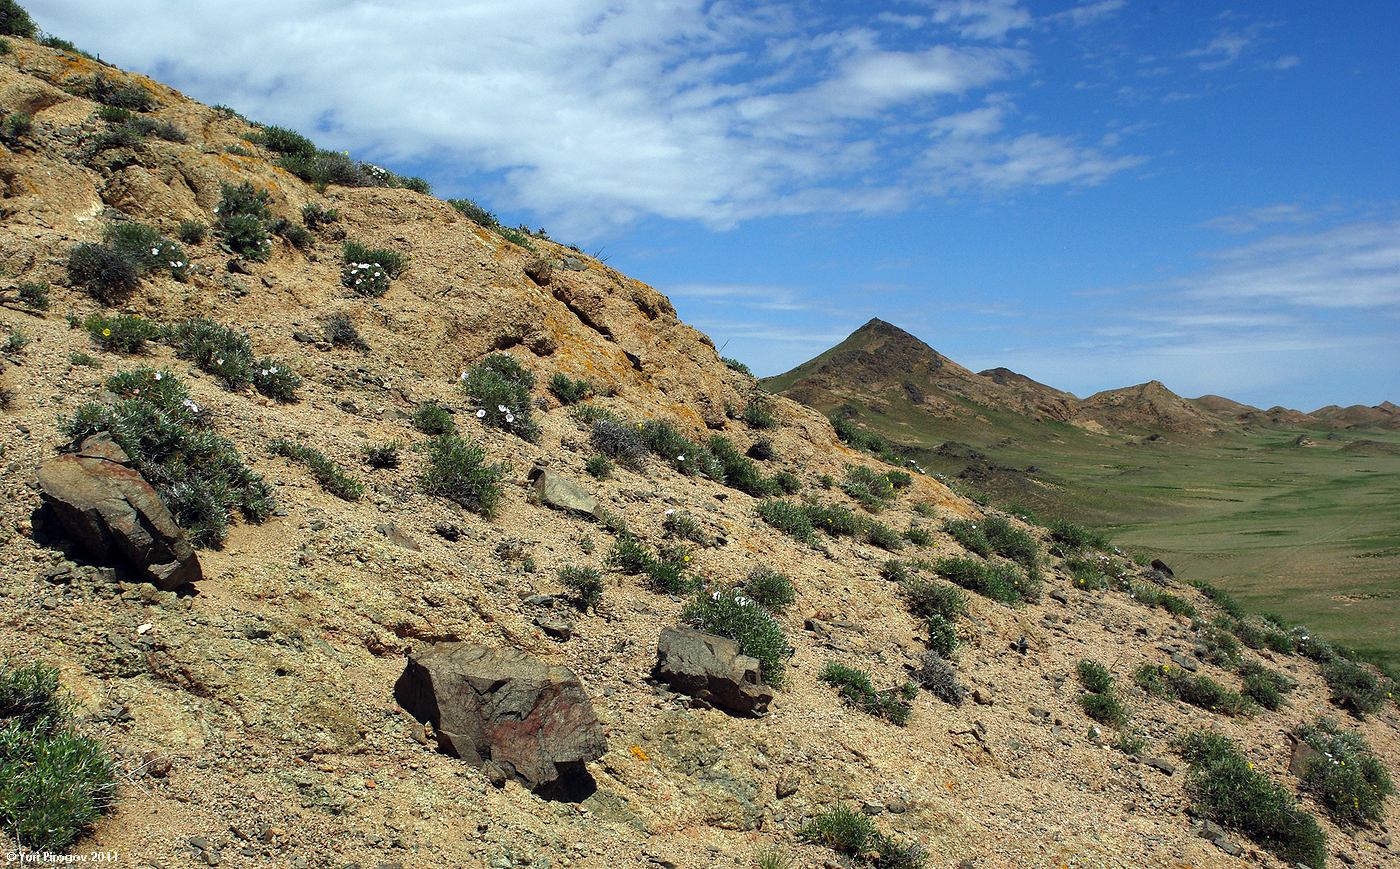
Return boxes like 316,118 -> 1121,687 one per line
28,0 -> 1139,238
1267,54 -> 1302,70
1043,1 -> 1126,29
1201,203 -> 1313,234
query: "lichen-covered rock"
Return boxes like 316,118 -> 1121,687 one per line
653,627 -> 773,717
393,643 -> 605,797
527,466 -> 599,517
36,434 -> 201,590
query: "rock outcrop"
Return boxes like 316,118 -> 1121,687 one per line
527,466 -> 599,518
35,434 -> 201,590
393,643 -> 606,797
653,627 -> 774,717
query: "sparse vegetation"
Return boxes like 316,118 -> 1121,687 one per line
743,567 -> 795,613
559,566 -> 603,611
865,520 -> 904,552
461,353 -> 540,441
1,0 -> 37,38
757,499 -> 815,544
640,420 -> 722,480
662,510 -> 707,545
269,439 -> 364,501
585,454 -> 613,479
82,312 -> 160,353
0,661 -> 115,852
1294,717 -> 1393,827
591,418 -> 648,471
721,357 -> 752,376
66,242 -> 141,304
216,182 -> 273,260
175,220 -> 208,244
411,401 -> 456,436
548,373 -> 591,405
943,518 -> 991,556
682,588 -> 787,686
364,441 -> 402,469
324,313 -> 368,350
708,436 -> 776,496
62,368 -> 274,547
843,464 -> 899,512
1321,657 -> 1387,716
1046,518 -> 1110,555
933,555 -> 1035,605
914,650 -> 965,705
167,318 -> 299,401
740,396 -> 776,429
1174,730 -> 1327,869
419,434 -> 510,517
819,662 -> 915,726
1076,660 -> 1127,726
1238,661 -> 1294,710
1133,663 -> 1251,716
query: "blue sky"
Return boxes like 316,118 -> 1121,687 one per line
29,1 -> 1400,409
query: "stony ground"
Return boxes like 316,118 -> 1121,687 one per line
2,35 -> 1398,869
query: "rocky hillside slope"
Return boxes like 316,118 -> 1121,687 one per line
2,30 -> 1398,869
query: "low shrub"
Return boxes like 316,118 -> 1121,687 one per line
709,435 -> 775,495
269,439 -> 363,501
251,358 -> 301,402
102,223 -> 188,282
981,516 -> 1039,570
879,559 -> 909,583
1135,662 -> 1252,717
585,454 -> 613,479
1195,623 -> 1242,667
68,351 -> 101,368
364,441 -> 401,469
646,544 -> 696,594
61,368 -> 274,547
842,464 -> 897,512
175,220 -> 208,244
419,434 -> 509,516
641,420 -> 722,480
819,661 -> 915,726
662,510 -> 707,545
1291,626 -> 1336,664
1076,660 -> 1114,695
215,182 -> 273,261
1047,518 -> 1109,554
461,353 -> 540,441
1322,658 -> 1387,716
743,567 -> 795,613
722,357 -> 752,376
548,373 -> 591,404
66,242 -> 140,304
1239,661 -> 1295,711
1080,691 -> 1128,727
770,469 -> 801,495
1,1 -> 37,38
682,588 -> 787,685
89,74 -> 152,111
924,614 -> 958,658
799,804 -> 875,858
865,521 -> 904,552
903,578 -> 967,625
746,437 -> 774,461
559,566 -> 603,611
82,313 -> 160,353
591,418 -> 648,471
757,499 -> 814,544
914,651 -> 965,705
803,501 -> 862,537
904,525 -> 932,547
0,662 -> 115,852
301,202 -> 339,228
342,239 -> 407,278
324,313 -> 368,350
166,318 -> 254,390
606,533 -> 653,575
1,109 -> 31,142
411,401 -> 456,436
1189,579 -> 1246,620
934,556 -> 1033,605
943,518 -> 991,556
12,280 -> 50,310
1063,554 -> 1112,591
1294,717 -> 1393,827
740,397 -> 776,429
1174,730 -> 1327,869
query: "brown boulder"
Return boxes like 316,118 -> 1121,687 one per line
394,643 -> 605,797
653,627 -> 774,717
36,435 -> 201,590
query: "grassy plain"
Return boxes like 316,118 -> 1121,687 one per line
842,398 -> 1400,669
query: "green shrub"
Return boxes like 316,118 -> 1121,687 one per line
324,313 -> 368,350
0,1 -> 37,38
585,454 -> 613,479
745,437 -> 775,461
1322,658 -> 1386,716
270,439 -> 363,501
10,280 -> 49,310
981,516 -> 1039,570
61,368 -> 274,547
0,662 -> 115,852
559,566 -> 603,611
943,518 -> 991,556
1,110 -> 31,142
819,662 -> 914,725
216,182 -> 273,260
364,441 -> 401,469
682,588 -> 787,685
879,559 -> 909,582
1189,579 -> 1246,620
66,242 -> 140,303
904,525 -> 932,547
1047,518 -> 1109,554
1196,623 -> 1242,667
68,351 -> 101,368
449,198 -> 499,228
302,202 -> 339,228
721,357 -> 752,376
269,217 -> 312,249
2,327 -> 28,353
606,533 -> 652,575
548,373 -> 591,405
1174,730 -> 1327,868
1159,593 -> 1198,618
770,469 -> 801,494
102,223 -> 189,281
1295,717 -> 1393,827
799,804 -> 876,858
904,577 -> 967,626
641,420 -> 721,480
803,502 -> 862,537
591,418 -> 647,470
411,401 -> 456,436
865,520 -> 904,552
251,358 -> 301,402
342,239 -> 407,278
925,613 -> 958,658
662,510 -> 707,545
740,397 -> 776,429
461,353 -> 539,441
842,464 -> 896,511
1291,626 -> 1336,664
419,434 -> 509,517
82,313 -> 160,353
175,220 -> 208,244
743,567 -> 795,613
1239,661 -> 1294,711
1079,691 -> 1128,726
914,650 -> 964,704
934,556 -> 1033,605
89,74 -> 152,111
167,318 -> 253,389
96,105 -> 129,124
1137,664 -> 1252,717
1076,660 -> 1114,695
1063,554 -> 1111,591
757,499 -> 814,544
247,124 -> 317,157
708,435 -> 776,495
646,544 -> 696,594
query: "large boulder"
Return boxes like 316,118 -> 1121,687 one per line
653,627 -> 773,717
36,434 -> 201,590
394,644 -> 605,797
527,466 -> 599,517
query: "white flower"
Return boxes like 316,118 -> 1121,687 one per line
154,371 -> 162,380
664,509 -> 675,516
498,405 -> 507,412
269,366 -> 277,374
505,413 -> 514,423
215,357 -> 223,365
476,409 -> 486,418
151,247 -> 159,255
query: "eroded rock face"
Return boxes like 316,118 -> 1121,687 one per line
393,643 -> 606,798
36,434 -> 201,590
653,627 -> 773,717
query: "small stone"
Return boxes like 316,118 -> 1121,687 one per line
1170,652 -> 1198,673
534,616 -> 574,641
143,751 -> 173,777
775,774 -> 799,798
885,796 -> 910,814
1049,590 -> 1068,605
972,686 -> 994,706
1145,758 -> 1176,776
860,799 -> 883,815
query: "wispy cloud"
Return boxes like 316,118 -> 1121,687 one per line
1201,203 -> 1314,234
1042,1 -> 1126,29
34,1 -> 1141,238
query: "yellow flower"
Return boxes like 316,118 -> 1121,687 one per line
102,328 -> 111,336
